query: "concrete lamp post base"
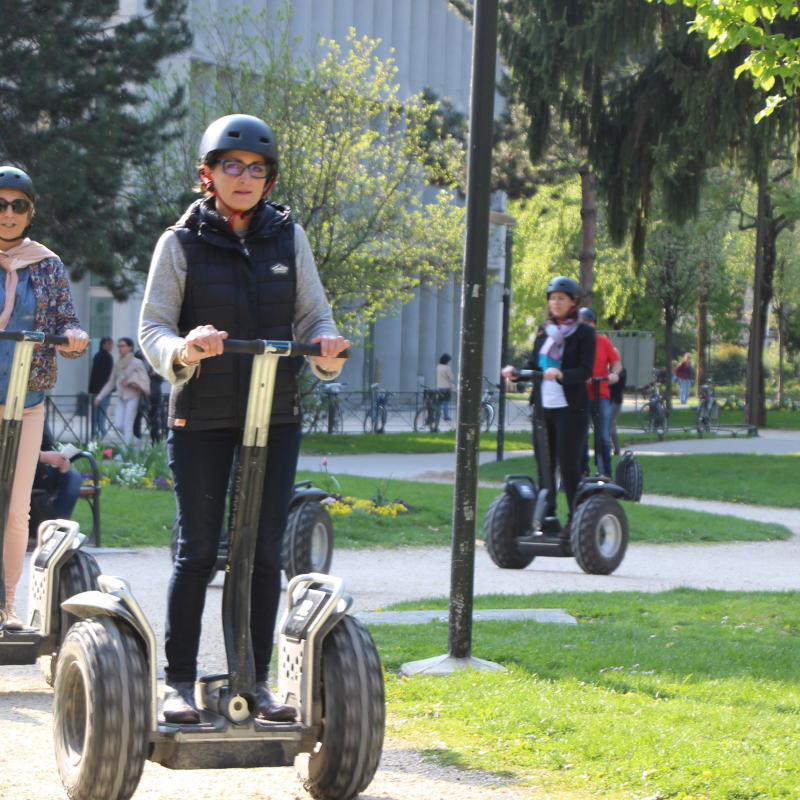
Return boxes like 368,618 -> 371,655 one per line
399,654 -> 506,677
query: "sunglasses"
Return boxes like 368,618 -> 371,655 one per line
0,198 -> 32,215
217,159 -> 272,179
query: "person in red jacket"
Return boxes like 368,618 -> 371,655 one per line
579,308 -> 622,477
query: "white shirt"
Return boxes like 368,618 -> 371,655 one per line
541,377 -> 568,409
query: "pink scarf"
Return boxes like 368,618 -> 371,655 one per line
0,238 -> 58,330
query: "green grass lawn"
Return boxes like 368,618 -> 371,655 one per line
480,452 -> 800,509
373,589 -> 800,799
300,430 -> 532,456
82,475 -> 789,549
618,405 -> 800,431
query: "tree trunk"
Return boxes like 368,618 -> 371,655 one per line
778,300 -> 784,406
664,311 -> 675,411
578,166 -> 596,309
696,264 -> 709,397
744,175 -> 767,427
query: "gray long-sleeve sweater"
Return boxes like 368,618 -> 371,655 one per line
139,223 -> 341,386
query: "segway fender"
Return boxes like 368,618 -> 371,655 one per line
60,591 -> 144,642
289,486 -> 330,511
574,481 -> 626,508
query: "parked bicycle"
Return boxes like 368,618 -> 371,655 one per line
363,383 -> 391,433
414,386 -> 441,432
481,377 -> 499,432
696,381 -> 720,433
303,382 -> 347,434
639,372 -> 669,434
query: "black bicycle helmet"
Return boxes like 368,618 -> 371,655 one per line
0,167 -> 35,203
578,307 -> 597,323
546,275 -> 581,299
199,115 -> 278,167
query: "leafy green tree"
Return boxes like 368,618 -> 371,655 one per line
0,0 -> 191,297
142,5 -> 463,328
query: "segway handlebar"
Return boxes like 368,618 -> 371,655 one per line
0,330 -> 71,346
194,339 -> 352,359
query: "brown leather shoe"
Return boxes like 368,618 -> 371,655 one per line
256,682 -> 297,721
163,682 -> 200,724
557,523 -> 572,541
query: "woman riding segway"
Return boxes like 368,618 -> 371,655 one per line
139,115 -> 349,724
501,276 -> 595,539
0,167 -> 89,629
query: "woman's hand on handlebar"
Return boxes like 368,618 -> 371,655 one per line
501,365 -> 518,380
543,367 -> 563,381
311,335 -> 351,372
55,328 -> 89,354
180,325 -> 228,364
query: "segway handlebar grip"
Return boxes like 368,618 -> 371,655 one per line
194,339 -> 353,359
0,330 -> 71,346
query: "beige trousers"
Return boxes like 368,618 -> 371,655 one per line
1,402 -> 45,607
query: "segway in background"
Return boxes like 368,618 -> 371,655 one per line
0,331 -> 100,684
484,370 -> 629,575
171,476 -> 335,581
53,340 -> 384,800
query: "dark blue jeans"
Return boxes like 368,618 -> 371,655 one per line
581,397 -> 612,476
35,466 -> 83,518
165,423 -> 302,683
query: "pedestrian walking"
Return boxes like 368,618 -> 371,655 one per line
93,337 -> 150,444
89,336 -> 114,437
675,353 -> 694,404
436,353 -> 456,422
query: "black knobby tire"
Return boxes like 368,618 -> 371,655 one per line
570,494 -> 629,575
40,551 -> 102,687
53,617 -> 149,800
483,493 -> 535,570
283,502 -> 334,579
297,616 -> 385,800
481,403 -> 494,432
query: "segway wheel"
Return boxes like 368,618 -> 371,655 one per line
571,495 -> 629,575
40,551 -> 101,687
283,501 -> 334,579
614,455 -> 644,503
296,616 -> 384,800
53,617 -> 149,800
483,493 -> 535,570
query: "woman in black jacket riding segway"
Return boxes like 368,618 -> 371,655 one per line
140,114 -> 349,725
502,276 -> 595,539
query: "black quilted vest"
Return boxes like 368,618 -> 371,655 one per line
168,198 -> 299,431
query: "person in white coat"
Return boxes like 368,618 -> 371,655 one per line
94,337 -> 151,443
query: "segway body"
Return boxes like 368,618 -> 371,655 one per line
614,451 -> 643,502
483,370 -> 629,575
0,332 -> 99,678
54,340 -> 384,800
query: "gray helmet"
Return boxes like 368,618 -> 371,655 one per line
0,167 -> 35,203
546,275 -> 580,299
578,307 -> 597,323
199,115 -> 278,168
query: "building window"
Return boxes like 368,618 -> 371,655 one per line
89,297 -> 113,357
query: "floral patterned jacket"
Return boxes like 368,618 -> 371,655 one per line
25,256 -> 85,390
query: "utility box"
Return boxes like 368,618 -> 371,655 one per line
598,331 -> 655,389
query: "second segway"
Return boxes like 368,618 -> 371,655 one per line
52,340 -> 384,800
484,371 -> 630,575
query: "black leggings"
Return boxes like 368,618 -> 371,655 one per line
535,406 -> 589,522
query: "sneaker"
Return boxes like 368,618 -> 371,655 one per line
4,604 -> 23,631
163,681 -> 200,724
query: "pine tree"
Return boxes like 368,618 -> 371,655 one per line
0,0 -> 191,297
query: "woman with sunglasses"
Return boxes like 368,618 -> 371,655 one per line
0,167 -> 89,629
93,337 -> 151,444
139,115 -> 349,724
